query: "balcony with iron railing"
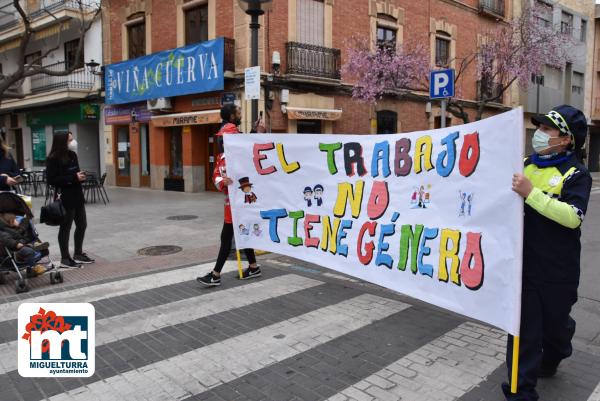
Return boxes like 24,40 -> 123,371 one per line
29,61 -> 96,93
286,42 -> 341,81
479,0 -> 505,18
0,1 -> 20,31
29,0 -> 98,19
476,80 -> 504,102
0,0 -> 97,33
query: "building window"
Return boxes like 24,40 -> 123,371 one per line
377,110 -> 397,134
25,51 -> 42,67
535,0 -> 552,28
543,66 -> 561,90
580,20 -> 587,42
435,32 -> 451,67
561,11 -> 573,35
64,39 -> 84,69
128,20 -> 146,59
572,72 -> 584,95
377,26 -> 397,50
434,116 -> 452,129
296,0 -> 324,46
531,73 -> 544,86
185,4 -> 208,45
297,120 -> 322,134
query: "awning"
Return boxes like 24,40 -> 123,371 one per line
285,107 -> 342,121
151,110 -> 221,127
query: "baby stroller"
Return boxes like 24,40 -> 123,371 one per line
0,192 -> 62,294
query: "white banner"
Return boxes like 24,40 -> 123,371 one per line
225,108 -> 524,335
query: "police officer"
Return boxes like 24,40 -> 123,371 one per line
506,105 -> 592,400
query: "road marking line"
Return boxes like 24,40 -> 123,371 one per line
47,294 -> 411,401
0,274 -> 323,375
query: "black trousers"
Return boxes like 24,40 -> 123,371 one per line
58,203 -> 87,260
214,222 -> 256,273
504,278 -> 577,401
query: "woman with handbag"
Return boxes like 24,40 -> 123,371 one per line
46,132 -> 94,268
0,136 -> 20,191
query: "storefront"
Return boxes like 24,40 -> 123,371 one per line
104,103 -> 153,187
150,106 -> 222,192
282,93 -> 342,134
26,103 -> 101,173
104,37 -> 229,192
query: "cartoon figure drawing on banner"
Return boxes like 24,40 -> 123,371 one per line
459,191 -> 475,216
239,224 -> 250,236
459,191 -> 467,216
252,223 -> 262,237
314,184 -> 324,206
238,177 -> 257,204
467,193 -> 474,216
303,186 -> 313,207
411,185 -> 431,209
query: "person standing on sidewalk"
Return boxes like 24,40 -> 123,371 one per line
197,104 -> 264,287
0,136 -> 20,191
46,132 -> 95,268
506,105 -> 592,401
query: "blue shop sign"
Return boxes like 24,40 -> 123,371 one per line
105,37 -> 224,105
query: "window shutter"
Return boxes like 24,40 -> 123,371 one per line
296,0 -> 324,46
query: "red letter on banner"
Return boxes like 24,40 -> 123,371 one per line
253,143 -> 277,175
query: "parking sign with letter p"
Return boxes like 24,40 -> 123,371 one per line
430,69 -> 455,99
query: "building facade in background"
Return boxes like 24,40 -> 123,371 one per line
103,0 -> 513,192
515,0 -> 595,167
0,0 -> 104,174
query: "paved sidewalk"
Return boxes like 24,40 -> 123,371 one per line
32,186 -> 225,262
0,187 -> 225,296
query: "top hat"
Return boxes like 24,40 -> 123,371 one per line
238,177 -> 253,189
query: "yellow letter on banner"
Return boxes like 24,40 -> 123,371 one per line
321,216 -> 341,254
276,143 -> 300,173
414,135 -> 434,174
438,229 -> 461,284
333,181 -> 364,218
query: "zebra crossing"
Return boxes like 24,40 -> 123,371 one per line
0,259 -> 599,401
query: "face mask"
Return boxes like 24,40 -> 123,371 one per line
532,129 -> 554,154
68,139 -> 78,153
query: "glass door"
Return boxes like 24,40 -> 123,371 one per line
114,125 -> 131,186
169,127 -> 183,179
140,124 -> 151,187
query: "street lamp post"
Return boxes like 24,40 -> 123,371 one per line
238,0 -> 272,129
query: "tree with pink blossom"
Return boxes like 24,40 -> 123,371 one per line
343,5 -> 573,123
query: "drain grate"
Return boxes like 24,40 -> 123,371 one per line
166,215 -> 199,221
137,245 -> 183,256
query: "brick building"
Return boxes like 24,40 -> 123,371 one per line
103,0 -> 512,192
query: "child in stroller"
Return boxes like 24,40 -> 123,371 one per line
0,192 -> 62,293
